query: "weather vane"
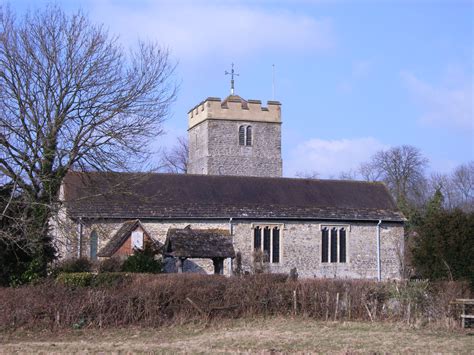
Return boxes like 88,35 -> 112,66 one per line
225,63 -> 239,95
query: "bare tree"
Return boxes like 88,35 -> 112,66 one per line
295,171 -> 320,179
338,169 -> 358,180
429,162 -> 474,212
451,161 -> 474,210
359,161 -> 383,182
0,5 -> 177,274
429,172 -> 455,208
359,145 -> 429,204
160,136 -> 188,173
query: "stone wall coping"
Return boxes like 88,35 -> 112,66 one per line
188,96 -> 282,129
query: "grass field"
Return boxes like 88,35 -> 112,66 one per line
1,318 -> 472,353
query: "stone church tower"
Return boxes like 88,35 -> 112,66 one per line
187,95 -> 283,177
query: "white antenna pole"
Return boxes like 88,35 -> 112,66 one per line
272,64 -> 275,100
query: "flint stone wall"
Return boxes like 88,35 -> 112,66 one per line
188,119 -> 282,177
62,219 -> 403,280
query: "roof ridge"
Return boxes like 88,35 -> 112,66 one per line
66,170 -> 385,185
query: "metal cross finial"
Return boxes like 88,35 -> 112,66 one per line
225,63 -> 239,95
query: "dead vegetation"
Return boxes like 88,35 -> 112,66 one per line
0,274 -> 470,331
1,318 -> 472,353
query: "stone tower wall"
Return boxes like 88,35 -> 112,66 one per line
187,97 -> 282,177
187,120 -> 209,175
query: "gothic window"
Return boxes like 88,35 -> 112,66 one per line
253,225 -> 281,263
321,226 -> 348,263
90,230 -> 98,260
239,125 -> 245,145
239,125 -> 253,146
246,126 -> 252,146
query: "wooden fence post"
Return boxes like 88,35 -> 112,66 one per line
325,291 -> 330,321
293,290 -> 297,316
334,293 -> 340,321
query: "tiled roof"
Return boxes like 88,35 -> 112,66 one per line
164,226 -> 235,259
63,171 -> 405,222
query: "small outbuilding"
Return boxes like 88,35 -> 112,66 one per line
163,226 -> 235,274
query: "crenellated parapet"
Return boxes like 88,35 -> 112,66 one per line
188,95 -> 281,129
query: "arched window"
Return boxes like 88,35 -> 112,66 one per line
239,125 -> 245,145
90,230 -> 98,260
239,125 -> 253,146
246,126 -> 252,146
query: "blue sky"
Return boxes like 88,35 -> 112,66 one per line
11,0 -> 474,177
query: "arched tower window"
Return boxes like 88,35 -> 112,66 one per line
246,126 -> 252,146
90,230 -> 98,260
239,125 -> 253,146
239,125 -> 245,145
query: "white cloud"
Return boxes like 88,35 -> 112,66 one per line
88,0 -> 334,60
401,71 -> 473,132
285,137 -> 386,178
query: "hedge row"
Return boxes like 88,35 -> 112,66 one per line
55,272 -> 132,288
0,274 -> 470,330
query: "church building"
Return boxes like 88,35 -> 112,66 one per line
54,79 -> 405,280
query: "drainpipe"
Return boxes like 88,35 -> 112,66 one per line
377,220 -> 382,281
77,217 -> 83,258
228,217 -> 234,276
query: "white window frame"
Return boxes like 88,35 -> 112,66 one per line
131,230 -> 144,250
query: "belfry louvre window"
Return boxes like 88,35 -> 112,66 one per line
239,126 -> 245,145
321,226 -> 347,263
253,225 -> 280,263
239,125 -> 252,146
246,126 -> 252,145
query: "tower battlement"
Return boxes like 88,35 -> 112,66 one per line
188,95 -> 281,130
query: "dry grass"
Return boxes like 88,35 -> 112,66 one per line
1,318 -> 472,354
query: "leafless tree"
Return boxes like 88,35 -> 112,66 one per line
359,145 -> 429,205
359,161 -> 383,182
0,5 -> 177,271
429,172 -> 454,208
295,171 -> 320,179
338,169 -> 358,180
451,161 -> 474,209
160,136 -> 188,173
429,162 -> 474,212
